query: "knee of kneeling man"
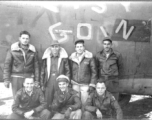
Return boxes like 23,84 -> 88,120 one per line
40,109 -> 51,117
74,109 -> 82,119
83,111 -> 91,116
76,109 -> 82,114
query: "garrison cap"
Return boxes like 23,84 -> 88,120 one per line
102,36 -> 112,43
50,40 -> 60,46
56,75 -> 70,83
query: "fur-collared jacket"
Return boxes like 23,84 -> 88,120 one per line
40,47 -> 70,87
69,50 -> 97,87
3,42 -> 39,82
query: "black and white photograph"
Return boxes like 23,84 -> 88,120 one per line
0,1 -> 152,119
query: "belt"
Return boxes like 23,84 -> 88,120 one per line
11,75 -> 34,78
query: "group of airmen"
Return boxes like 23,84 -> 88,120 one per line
3,30 -> 123,119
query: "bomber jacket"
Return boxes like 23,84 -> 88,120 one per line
40,47 -> 70,87
69,50 -> 97,87
96,48 -> 123,77
3,42 -> 39,83
51,87 -> 81,113
12,87 -> 46,116
84,91 -> 123,119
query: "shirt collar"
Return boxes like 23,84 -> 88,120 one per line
19,43 -> 29,50
101,48 -> 114,57
23,88 -> 34,96
76,52 -> 85,62
51,53 -> 60,58
94,91 -> 107,99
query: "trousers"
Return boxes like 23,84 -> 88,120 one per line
7,109 -> 51,119
52,109 -> 82,119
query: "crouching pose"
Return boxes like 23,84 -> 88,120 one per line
50,75 -> 82,119
82,81 -> 123,120
7,77 -> 51,119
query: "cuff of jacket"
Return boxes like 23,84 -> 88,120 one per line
51,102 -> 59,110
70,102 -> 81,111
33,109 -> 37,114
89,83 -> 95,88
69,106 -> 77,111
85,106 -> 97,112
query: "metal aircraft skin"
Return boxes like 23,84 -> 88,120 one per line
0,1 -> 152,99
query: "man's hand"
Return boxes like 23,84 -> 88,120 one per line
4,81 -> 10,88
87,86 -> 95,94
96,109 -> 102,119
65,108 -> 72,119
41,86 -> 45,92
24,110 -> 34,119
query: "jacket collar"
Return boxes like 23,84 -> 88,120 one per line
69,50 -> 93,64
11,42 -> 36,52
94,90 -> 109,99
42,47 -> 68,59
23,87 -> 36,96
100,48 -> 114,58
57,87 -> 78,101
57,87 -> 77,95
100,48 -> 114,56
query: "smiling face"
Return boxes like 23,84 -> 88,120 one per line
75,43 -> 85,55
102,40 -> 112,52
58,81 -> 69,92
50,44 -> 60,57
96,82 -> 106,96
19,34 -> 30,46
23,78 -> 34,92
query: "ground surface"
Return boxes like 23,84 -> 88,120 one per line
1,83 -> 152,119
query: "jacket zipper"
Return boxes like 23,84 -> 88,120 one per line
20,49 -> 27,75
78,63 -> 80,82
20,49 -> 26,63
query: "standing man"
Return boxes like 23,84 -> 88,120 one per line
7,77 -> 51,119
50,75 -> 82,119
40,40 -> 70,107
3,31 -> 39,98
95,37 -> 123,100
69,39 -> 97,105
82,81 -> 123,120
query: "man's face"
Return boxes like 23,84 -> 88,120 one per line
23,78 -> 34,92
19,34 -> 30,46
75,43 -> 85,55
58,81 -> 69,92
96,82 -> 106,96
50,45 -> 60,57
103,41 -> 112,52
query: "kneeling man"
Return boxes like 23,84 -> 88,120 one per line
83,81 -> 123,120
50,75 -> 82,119
7,77 -> 51,119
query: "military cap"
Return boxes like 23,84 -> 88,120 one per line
56,75 -> 70,83
75,39 -> 84,45
102,36 -> 112,43
50,40 -> 60,46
